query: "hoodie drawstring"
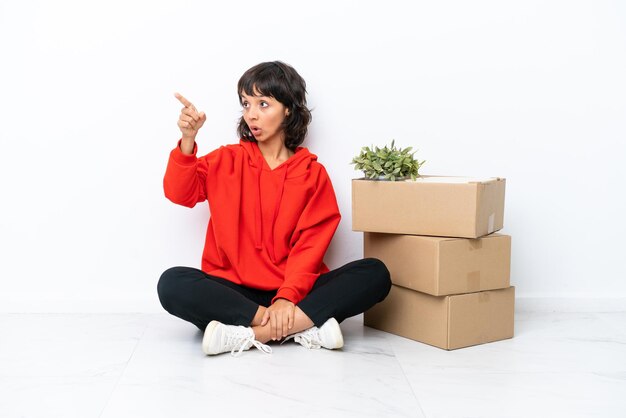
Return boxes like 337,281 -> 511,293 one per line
253,156 -> 288,263
267,167 -> 287,263
254,157 -> 264,250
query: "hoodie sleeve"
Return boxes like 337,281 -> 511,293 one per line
163,139 -> 208,208
273,165 -> 341,305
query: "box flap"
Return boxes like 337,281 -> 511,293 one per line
404,176 -> 501,184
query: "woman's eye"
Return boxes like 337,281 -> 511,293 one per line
242,102 -> 249,108
260,101 -> 268,108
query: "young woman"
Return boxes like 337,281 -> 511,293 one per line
158,61 -> 391,356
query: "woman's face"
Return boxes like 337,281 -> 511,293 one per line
241,87 -> 289,145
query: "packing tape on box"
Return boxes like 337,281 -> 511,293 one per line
469,239 -> 483,250
488,213 -> 495,233
478,291 -> 491,303
467,271 -> 481,291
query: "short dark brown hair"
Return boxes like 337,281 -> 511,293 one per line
237,61 -> 312,151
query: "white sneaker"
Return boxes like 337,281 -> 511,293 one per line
283,317 -> 344,350
202,321 -> 272,357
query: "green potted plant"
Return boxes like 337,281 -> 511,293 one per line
350,140 -> 425,181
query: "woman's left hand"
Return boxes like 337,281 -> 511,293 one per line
261,298 -> 295,340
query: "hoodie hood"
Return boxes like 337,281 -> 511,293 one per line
239,139 -> 318,257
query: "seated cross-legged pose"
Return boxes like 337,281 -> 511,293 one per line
157,61 -> 391,356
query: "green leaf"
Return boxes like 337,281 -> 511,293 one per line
351,140 -> 425,178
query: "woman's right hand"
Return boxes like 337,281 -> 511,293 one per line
175,92 -> 206,154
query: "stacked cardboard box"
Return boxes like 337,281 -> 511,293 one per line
352,176 -> 514,350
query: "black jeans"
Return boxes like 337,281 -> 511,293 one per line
157,258 -> 391,331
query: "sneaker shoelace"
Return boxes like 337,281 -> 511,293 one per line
282,327 -> 321,349
227,327 -> 272,357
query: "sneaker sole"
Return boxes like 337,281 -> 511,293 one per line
202,320 -> 220,355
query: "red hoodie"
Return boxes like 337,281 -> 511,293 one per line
163,139 -> 341,305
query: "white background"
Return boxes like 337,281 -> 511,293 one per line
1,0 -> 624,312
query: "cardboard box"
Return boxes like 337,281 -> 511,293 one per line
364,232 -> 511,296
352,176 -> 506,238
364,285 -> 515,350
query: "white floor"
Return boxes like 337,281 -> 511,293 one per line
1,311 -> 625,418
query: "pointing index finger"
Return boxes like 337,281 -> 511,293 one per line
174,92 -> 193,108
